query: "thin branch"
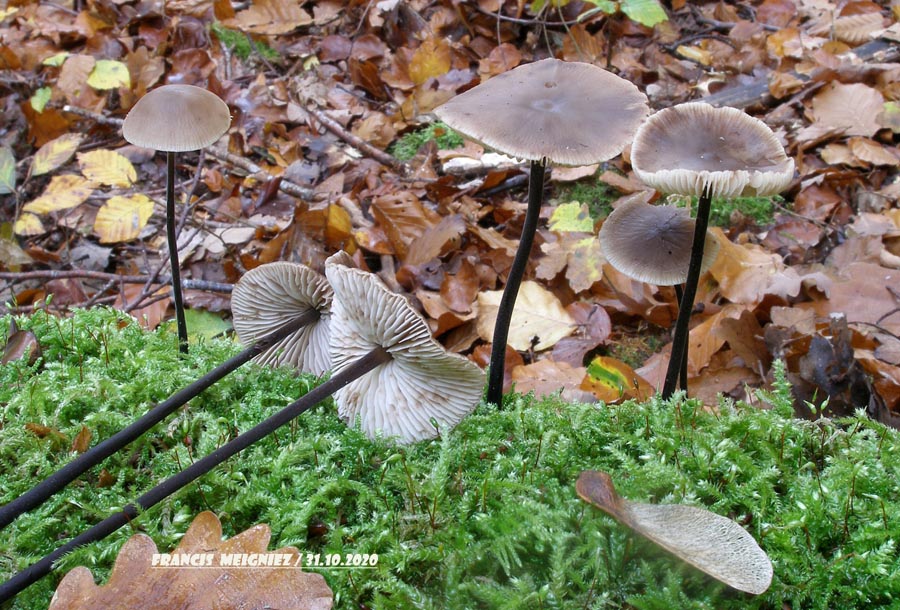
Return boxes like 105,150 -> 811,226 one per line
205,146 -> 316,199
0,270 -> 232,292
307,107 -> 405,172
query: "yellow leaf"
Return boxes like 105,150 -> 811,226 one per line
23,175 -> 96,214
42,52 -> 69,67
77,150 -> 136,187
476,281 -> 576,351
87,59 -> 131,90
409,37 -> 452,86
13,213 -> 44,236
32,133 -> 83,177
94,194 -> 154,243
580,356 -> 654,403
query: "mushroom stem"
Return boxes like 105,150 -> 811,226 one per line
662,190 -> 712,399
0,345 -> 392,602
673,284 -> 689,391
166,151 -> 189,353
0,309 -> 319,531
486,159 -> 547,407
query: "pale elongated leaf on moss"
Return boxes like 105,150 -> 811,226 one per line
49,511 -> 333,610
621,0 -> 668,27
77,150 -> 137,187
476,281 -> 576,351
22,175 -> 95,214
0,145 -> 15,194
576,470 -> 773,595
87,59 -> 131,90
549,201 -> 594,233
13,212 -> 44,236
32,133 -> 83,177
94,194 -> 154,243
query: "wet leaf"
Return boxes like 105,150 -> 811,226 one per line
49,511 -> 333,610
77,150 -> 137,187
94,194 -> 154,243
476,281 -> 576,351
71,425 -> 92,453
576,470 -> 773,595
22,175 -> 96,214
32,133 -> 83,177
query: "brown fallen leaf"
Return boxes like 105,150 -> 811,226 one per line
49,511 -> 333,610
707,228 -> 801,304
476,281 -> 576,351
576,470 -> 773,595
2,320 -> 42,365
70,425 -> 91,454
511,358 -> 595,403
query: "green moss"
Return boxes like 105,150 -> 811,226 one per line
389,122 -> 463,161
2,308 -> 900,609
210,22 -> 280,62
555,178 -> 619,219
678,195 -> 783,227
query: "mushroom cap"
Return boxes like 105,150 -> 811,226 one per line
231,262 -> 332,375
631,102 -> 794,198
123,85 -> 231,152
599,198 -> 720,286
434,58 -> 649,167
325,256 -> 485,444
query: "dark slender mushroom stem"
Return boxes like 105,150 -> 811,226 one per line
673,284 -> 689,391
166,151 -> 189,353
663,189 -> 713,399
0,309 -> 318,531
0,346 -> 391,603
486,159 -> 547,407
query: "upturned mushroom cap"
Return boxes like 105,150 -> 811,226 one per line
231,262 -> 332,375
325,254 -> 485,444
599,198 -> 720,286
123,85 -> 231,152
434,58 -> 649,167
631,102 -> 794,198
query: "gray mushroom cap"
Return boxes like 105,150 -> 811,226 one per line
434,58 -> 649,167
325,254 -> 485,444
631,102 -> 794,199
231,262 -> 332,375
599,198 -> 720,286
123,85 -> 231,152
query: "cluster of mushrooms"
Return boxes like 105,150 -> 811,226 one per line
435,58 -> 794,402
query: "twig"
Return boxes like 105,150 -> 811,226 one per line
307,107 -> 405,172
205,146 -> 316,199
0,270 -> 232,292
61,105 -> 123,127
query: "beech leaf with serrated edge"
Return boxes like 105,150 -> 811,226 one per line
94,194 -> 154,243
32,133 -> 83,177
77,150 -> 137,187
22,175 -> 95,214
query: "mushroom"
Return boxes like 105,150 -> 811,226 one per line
231,262 -> 332,375
435,58 -> 649,406
325,253 -> 485,444
123,84 -> 232,352
630,102 -> 794,398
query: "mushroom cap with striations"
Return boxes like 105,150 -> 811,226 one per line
599,197 -> 720,286
631,102 -> 794,199
434,58 -> 649,167
231,262 -> 332,375
123,84 -> 231,152
325,253 -> 485,444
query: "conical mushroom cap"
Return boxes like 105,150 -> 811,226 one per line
325,256 -> 485,444
123,85 -> 231,152
231,262 -> 332,375
599,198 -> 720,286
631,102 -> 794,198
434,58 -> 649,167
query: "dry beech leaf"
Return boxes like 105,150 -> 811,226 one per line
2,321 -> 41,366
707,228 -> 801,304
409,37 -> 452,86
511,358 -> 595,403
94,194 -> 154,243
77,150 -> 137,187
13,212 -> 44,236
70,425 -> 91,453
49,511 -> 333,610
31,133 -> 83,177
576,470 -> 773,595
847,137 -> 900,167
228,0 -> 313,35
22,175 -> 96,214
476,281 -> 576,351
809,83 -> 883,138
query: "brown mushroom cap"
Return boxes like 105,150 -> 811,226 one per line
123,85 -> 231,152
631,102 -> 794,198
599,198 -> 720,286
231,262 -> 332,375
434,58 -> 649,167
325,254 -> 485,444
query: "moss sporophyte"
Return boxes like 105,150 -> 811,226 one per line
2,308 -> 899,609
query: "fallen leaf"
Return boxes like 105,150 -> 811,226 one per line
31,133 -> 82,177
71,425 -> 91,453
804,262 -> 900,335
847,137 -> 900,166
13,213 -> 44,236
77,150 -> 137,187
708,228 -> 801,304
0,145 -> 15,193
576,470 -> 773,595
809,82 -> 883,138
94,194 -> 154,243
228,0 -> 313,35
22,175 -> 96,214
2,321 -> 41,365
511,358 -> 595,402
551,302 -> 611,366
87,59 -> 131,90
548,201 -> 593,233
580,355 -> 654,403
409,37 -> 452,85
49,511 -> 333,610
476,281 -> 576,351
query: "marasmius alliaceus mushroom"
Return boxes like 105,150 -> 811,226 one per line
630,102 -> 794,399
435,58 -> 649,407
123,84 -> 231,353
